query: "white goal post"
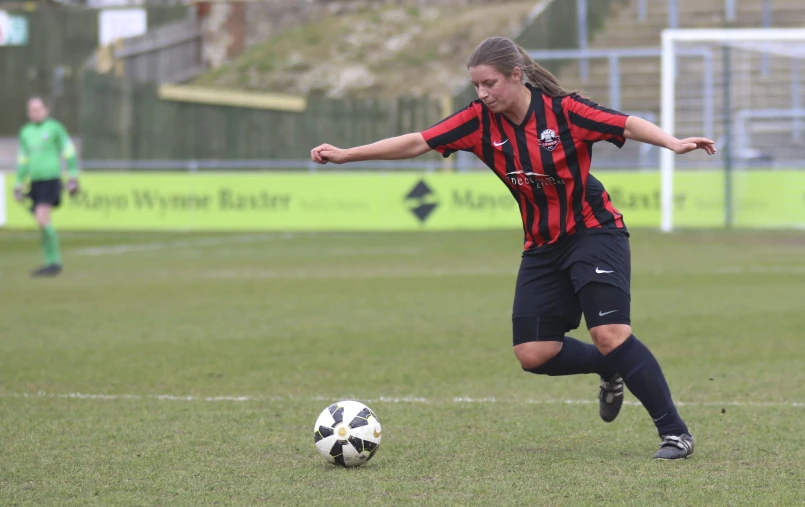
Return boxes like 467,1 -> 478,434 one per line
0,173 -> 5,227
660,28 -> 805,232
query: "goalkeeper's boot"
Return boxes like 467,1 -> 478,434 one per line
31,265 -> 62,277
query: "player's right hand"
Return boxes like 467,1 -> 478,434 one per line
310,144 -> 349,165
13,185 -> 24,202
66,178 -> 80,196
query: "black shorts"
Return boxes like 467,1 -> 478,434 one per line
29,179 -> 63,211
512,230 -> 632,345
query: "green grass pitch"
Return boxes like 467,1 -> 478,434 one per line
1,229 -> 804,505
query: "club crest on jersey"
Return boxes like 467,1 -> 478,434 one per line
538,129 -> 559,152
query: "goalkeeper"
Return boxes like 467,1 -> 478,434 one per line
14,96 -> 80,277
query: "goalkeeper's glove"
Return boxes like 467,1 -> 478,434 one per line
66,178 -> 80,196
13,185 -> 25,202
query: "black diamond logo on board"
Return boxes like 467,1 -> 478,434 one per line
404,180 -> 439,223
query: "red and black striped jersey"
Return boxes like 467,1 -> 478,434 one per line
421,84 -> 628,251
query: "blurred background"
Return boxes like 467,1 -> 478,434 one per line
0,0 -> 805,232
2,0 -> 804,232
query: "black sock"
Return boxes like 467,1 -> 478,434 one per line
526,336 -> 617,377
605,335 -> 689,436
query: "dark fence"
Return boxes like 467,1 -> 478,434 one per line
0,5 -> 189,135
80,71 -> 445,160
91,17 -> 203,84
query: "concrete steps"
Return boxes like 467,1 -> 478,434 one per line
547,0 -> 805,166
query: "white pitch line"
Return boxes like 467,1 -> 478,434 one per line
69,232 -> 404,257
203,266 -> 514,280
651,266 -> 805,275
64,233 -> 805,274
71,233 -> 296,256
1,392 -> 803,408
202,264 -> 805,280
68,236 -> 805,276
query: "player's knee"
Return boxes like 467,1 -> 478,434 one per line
34,206 -> 51,227
514,341 -> 563,370
589,324 -> 632,355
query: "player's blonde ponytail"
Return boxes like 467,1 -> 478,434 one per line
514,45 -> 570,97
468,37 -> 572,98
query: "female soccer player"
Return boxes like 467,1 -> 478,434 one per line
310,37 -> 716,460
14,96 -> 80,277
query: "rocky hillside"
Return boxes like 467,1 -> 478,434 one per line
193,0 -> 536,98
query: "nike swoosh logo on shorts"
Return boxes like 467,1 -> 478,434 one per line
595,267 -> 614,274
598,310 -> 618,317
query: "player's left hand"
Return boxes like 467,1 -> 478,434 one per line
311,144 -> 349,164
66,178 -> 80,196
673,137 -> 717,155
13,185 -> 25,202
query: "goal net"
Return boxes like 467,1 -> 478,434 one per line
661,28 -> 805,231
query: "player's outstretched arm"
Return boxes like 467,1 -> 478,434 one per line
311,133 -> 431,165
624,115 -> 717,156
56,123 -> 81,195
14,134 -> 29,202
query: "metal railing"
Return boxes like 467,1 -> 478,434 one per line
528,47 -> 716,140
733,108 -> 805,158
573,0 -> 777,80
632,0 -> 774,28
529,44 -> 805,146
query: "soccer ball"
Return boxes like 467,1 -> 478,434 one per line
313,400 -> 382,467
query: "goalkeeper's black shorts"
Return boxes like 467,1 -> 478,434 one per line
29,178 -> 63,211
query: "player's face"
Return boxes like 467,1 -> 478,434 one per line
28,99 -> 49,123
470,65 -> 520,113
